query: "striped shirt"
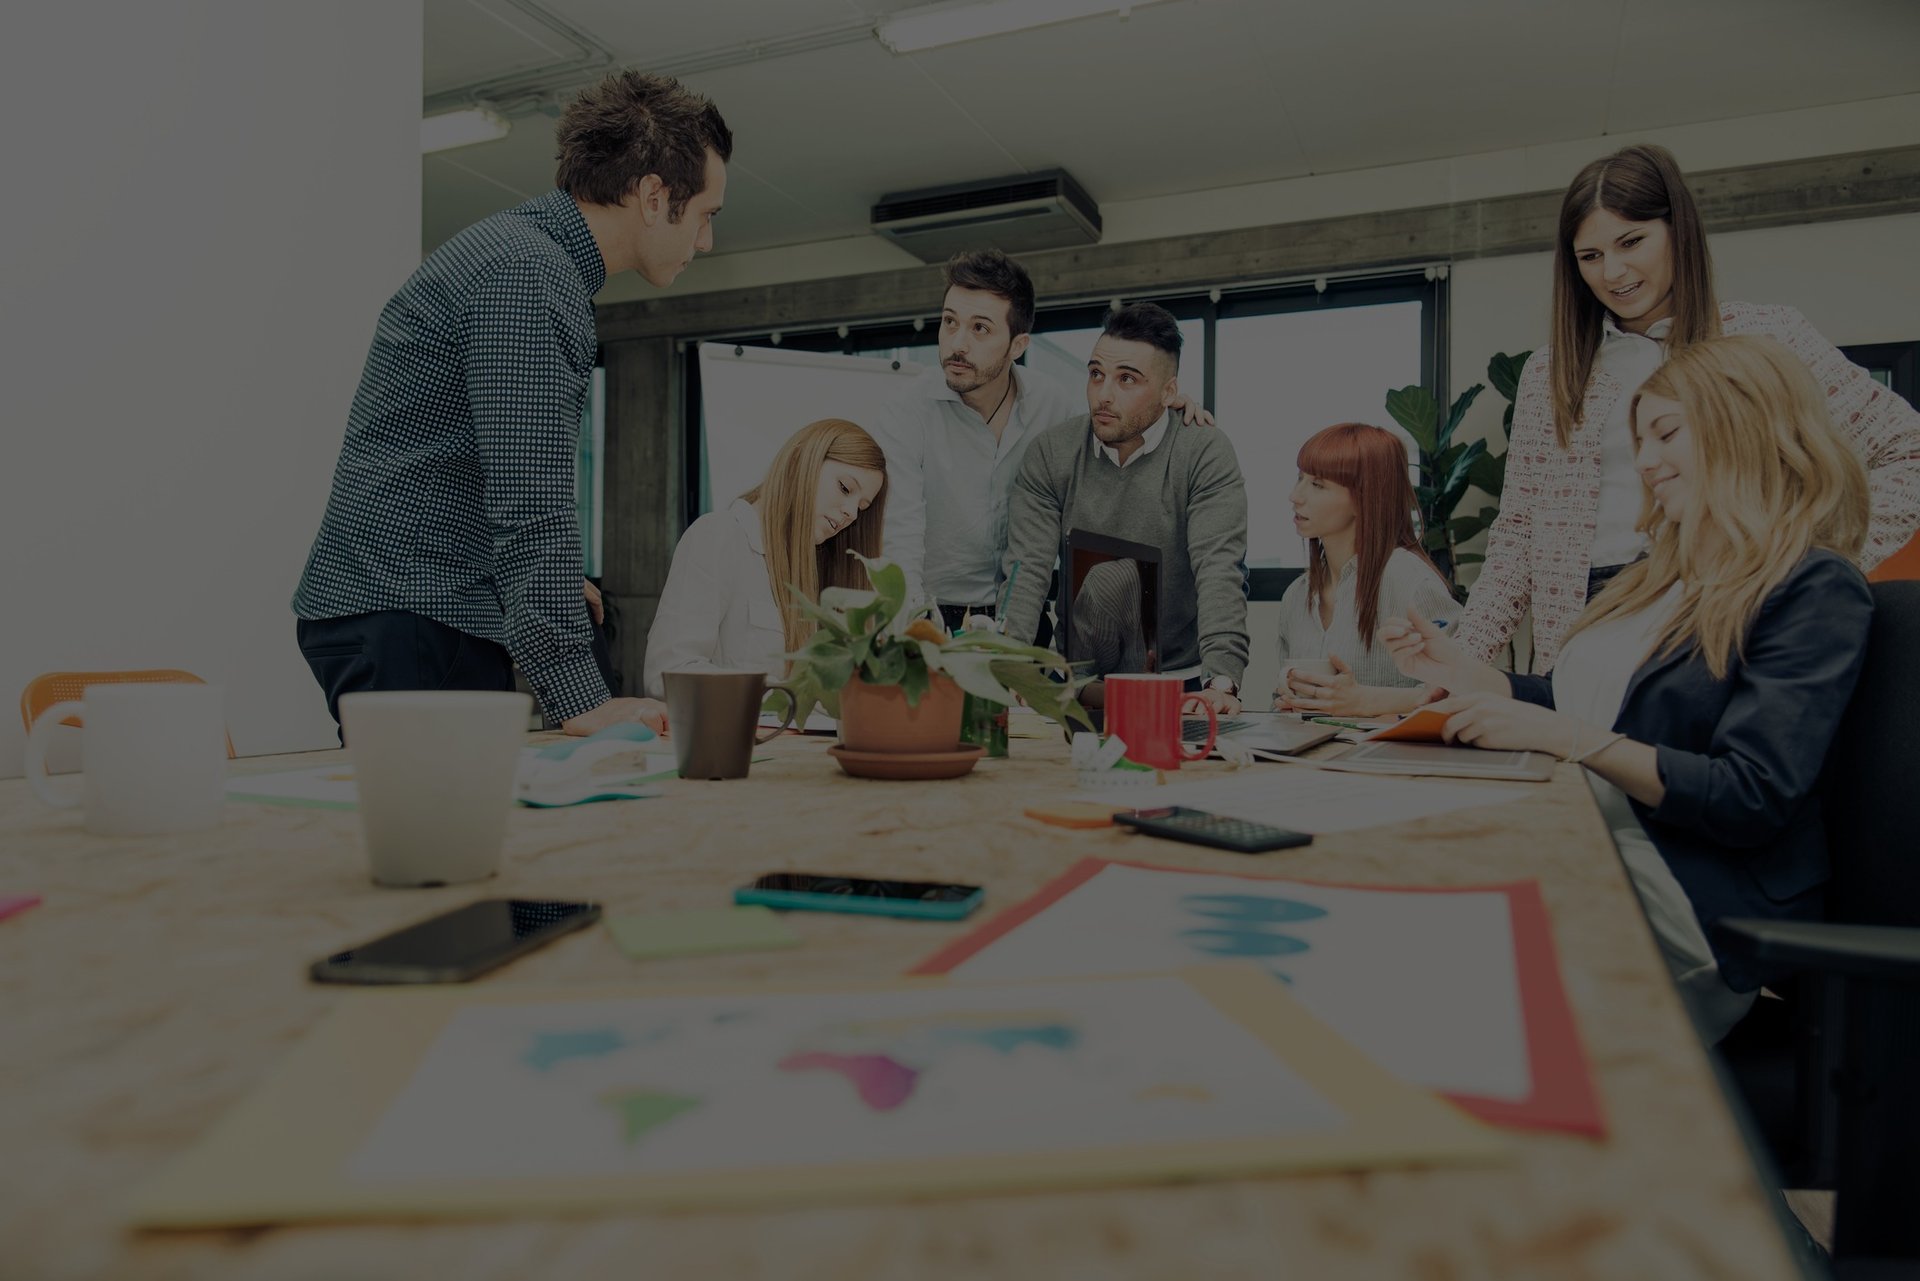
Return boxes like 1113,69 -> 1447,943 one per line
293,189 -> 609,722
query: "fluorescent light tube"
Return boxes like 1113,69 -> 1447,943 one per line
875,0 -> 1161,54
421,107 -> 511,154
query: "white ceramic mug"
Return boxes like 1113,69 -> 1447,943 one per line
26,683 -> 228,835
339,690 -> 530,888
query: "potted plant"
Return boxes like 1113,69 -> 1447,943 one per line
1383,350 -> 1529,599
781,553 -> 1093,756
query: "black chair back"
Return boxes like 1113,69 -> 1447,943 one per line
1825,580 -> 1920,928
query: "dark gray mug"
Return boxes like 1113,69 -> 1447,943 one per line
662,670 -> 796,780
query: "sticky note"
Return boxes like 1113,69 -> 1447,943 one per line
605,906 -> 800,961
1023,803 -> 1122,829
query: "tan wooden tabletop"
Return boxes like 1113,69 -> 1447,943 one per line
1,727 -> 1802,1280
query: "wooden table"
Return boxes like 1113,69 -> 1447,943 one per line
1,730 -> 1804,1280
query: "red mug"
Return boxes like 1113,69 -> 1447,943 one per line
1104,674 -> 1215,770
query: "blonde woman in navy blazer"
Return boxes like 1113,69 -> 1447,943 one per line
1383,335 -> 1873,1042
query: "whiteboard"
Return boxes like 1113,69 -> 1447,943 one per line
696,343 -> 924,514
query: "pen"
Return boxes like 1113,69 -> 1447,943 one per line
1307,716 -> 1369,730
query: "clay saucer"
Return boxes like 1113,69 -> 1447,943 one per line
827,743 -> 986,780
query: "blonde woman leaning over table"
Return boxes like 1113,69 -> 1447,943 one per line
1453,142 -> 1920,674
1272,423 -> 1458,716
1382,336 -> 1873,1044
643,418 -> 887,696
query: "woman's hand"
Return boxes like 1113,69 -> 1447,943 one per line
1378,608 -> 1503,696
583,578 -> 605,625
1166,391 -> 1216,428
1281,656 -> 1375,716
1426,692 -> 1577,756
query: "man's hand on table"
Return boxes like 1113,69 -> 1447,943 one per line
563,697 -> 668,737
1193,686 -> 1242,717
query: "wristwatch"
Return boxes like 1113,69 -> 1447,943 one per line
1203,674 -> 1240,697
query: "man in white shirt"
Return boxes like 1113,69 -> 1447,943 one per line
873,250 -> 1210,632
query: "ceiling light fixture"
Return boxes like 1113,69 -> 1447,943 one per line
421,106 -> 511,154
874,0 -> 1162,54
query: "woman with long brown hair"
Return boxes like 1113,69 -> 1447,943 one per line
1272,423 -> 1458,716
1384,336 -> 1874,1041
644,419 -> 887,696
1455,142 -> 1919,673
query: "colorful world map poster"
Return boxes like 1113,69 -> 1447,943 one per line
129,968 -> 1501,1226
344,975 -> 1346,1182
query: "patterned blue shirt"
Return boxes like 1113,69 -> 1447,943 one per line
294,189 -> 610,722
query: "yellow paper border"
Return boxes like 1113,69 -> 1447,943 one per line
130,965 -> 1502,1228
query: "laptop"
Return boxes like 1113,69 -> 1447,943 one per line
1184,712 -> 1338,756
1055,529 -> 1162,674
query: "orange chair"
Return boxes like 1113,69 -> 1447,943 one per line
20,670 -> 237,758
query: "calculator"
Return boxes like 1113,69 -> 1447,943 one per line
1113,806 -> 1313,853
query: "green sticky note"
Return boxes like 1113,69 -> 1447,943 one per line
605,906 -> 801,961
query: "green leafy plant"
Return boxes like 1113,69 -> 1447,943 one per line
778,552 -> 1094,733
1383,350 -> 1530,596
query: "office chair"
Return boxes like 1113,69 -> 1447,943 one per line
20,670 -> 237,759
1717,580 -> 1920,1271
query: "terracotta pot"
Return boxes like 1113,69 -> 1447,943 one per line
837,674 -> 964,754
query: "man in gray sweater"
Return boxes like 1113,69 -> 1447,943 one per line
1001,303 -> 1249,716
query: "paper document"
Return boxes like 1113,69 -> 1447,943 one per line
913,858 -> 1604,1135
130,967 -> 1500,1227
229,750 -> 681,810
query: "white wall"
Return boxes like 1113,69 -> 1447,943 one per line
0,2 -> 423,777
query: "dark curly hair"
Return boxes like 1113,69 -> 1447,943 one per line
943,249 -> 1036,337
554,70 -> 732,219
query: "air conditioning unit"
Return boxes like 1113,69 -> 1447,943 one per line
870,169 -> 1101,263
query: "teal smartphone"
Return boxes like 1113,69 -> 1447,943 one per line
734,873 -> 984,920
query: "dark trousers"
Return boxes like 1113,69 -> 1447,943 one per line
297,611 -> 514,739
939,571 -> 1058,647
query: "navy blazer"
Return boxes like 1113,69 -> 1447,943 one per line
1508,549 -> 1874,991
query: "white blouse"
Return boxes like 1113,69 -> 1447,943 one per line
1272,547 -> 1460,694
1589,315 -> 1671,567
642,499 -> 788,698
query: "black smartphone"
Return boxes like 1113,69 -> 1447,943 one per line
1114,806 -> 1314,854
309,899 -> 601,985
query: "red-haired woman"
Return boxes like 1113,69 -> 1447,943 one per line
1273,423 -> 1459,716
1456,142 -> 1920,673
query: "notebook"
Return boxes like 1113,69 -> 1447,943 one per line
1185,712 -> 1338,756
1324,740 -> 1557,781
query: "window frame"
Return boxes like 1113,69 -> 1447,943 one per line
1839,340 -> 1918,405
683,271 -> 1443,600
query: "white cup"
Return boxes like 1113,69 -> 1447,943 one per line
1282,658 -> 1338,687
26,683 -> 228,835
339,690 -> 530,888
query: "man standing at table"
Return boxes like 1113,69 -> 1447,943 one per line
1000,303 -> 1249,716
873,250 -> 1210,633
293,71 -> 730,737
